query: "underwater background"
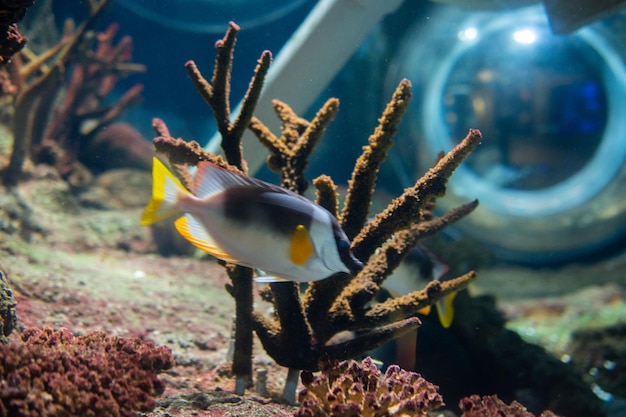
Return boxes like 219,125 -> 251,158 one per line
1,1 -> 626,416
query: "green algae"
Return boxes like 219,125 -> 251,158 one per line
506,284 -> 626,357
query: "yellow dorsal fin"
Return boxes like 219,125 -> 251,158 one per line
436,291 -> 458,329
174,216 -> 239,263
289,224 -> 315,266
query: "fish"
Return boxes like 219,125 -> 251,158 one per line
371,245 -> 456,370
383,245 -> 456,328
141,157 -> 363,282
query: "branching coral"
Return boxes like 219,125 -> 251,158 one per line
151,22 -> 479,391
184,21 -> 270,174
296,356 -> 444,417
0,327 -> 174,417
2,0 -> 146,188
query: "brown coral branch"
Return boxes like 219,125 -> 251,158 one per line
301,271 -> 353,342
150,119 -> 209,191
4,64 -> 63,187
211,22 -> 238,126
371,200 -> 478,288
362,272 -> 477,328
251,283 -> 316,371
45,21 -> 145,150
184,22 -> 271,173
248,115 -> 289,165
79,83 -> 144,136
250,311 -> 282,360
271,282 -> 311,341
323,317 -> 421,362
55,0 -> 111,65
293,98 -> 339,161
251,312 -> 317,370
183,22 -> 240,135
152,117 -> 171,137
286,98 -> 339,193
185,60 -> 215,114
230,50 -> 271,152
351,129 -> 482,262
313,174 -> 339,217
273,99 -> 309,145
152,136 -> 227,168
180,23 -> 277,388
251,98 -> 339,194
340,78 -> 412,240
310,200 -> 479,341
18,38 -> 67,83
223,264 -> 254,378
303,197 -> 478,344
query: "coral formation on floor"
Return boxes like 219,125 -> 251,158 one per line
459,394 -> 559,417
296,356 -> 443,417
0,327 -> 173,417
294,356 -> 564,417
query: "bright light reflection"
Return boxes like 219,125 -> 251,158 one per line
513,29 -> 537,44
458,27 -> 478,42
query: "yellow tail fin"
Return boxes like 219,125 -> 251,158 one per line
141,158 -> 188,225
436,291 -> 457,329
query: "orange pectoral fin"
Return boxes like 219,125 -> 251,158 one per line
289,224 -> 315,266
418,305 -> 432,316
174,216 -> 239,263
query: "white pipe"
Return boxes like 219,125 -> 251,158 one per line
204,0 -> 405,174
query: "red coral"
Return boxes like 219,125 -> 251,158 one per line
0,327 -> 174,417
296,357 -> 443,417
0,0 -> 33,65
459,395 -> 561,417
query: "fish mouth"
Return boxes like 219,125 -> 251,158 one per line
348,257 -> 364,275
338,242 -> 363,276
337,252 -> 363,276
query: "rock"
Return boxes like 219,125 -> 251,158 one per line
0,269 -> 18,342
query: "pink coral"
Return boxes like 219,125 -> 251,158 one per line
296,357 -> 443,417
0,327 -> 173,417
459,395 -> 561,417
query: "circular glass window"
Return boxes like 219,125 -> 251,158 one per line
117,0 -> 312,33
443,27 -> 607,191
386,5 -> 626,263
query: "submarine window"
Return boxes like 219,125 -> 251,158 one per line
441,27 -> 608,191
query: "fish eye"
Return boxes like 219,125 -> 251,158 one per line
337,239 -> 350,252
